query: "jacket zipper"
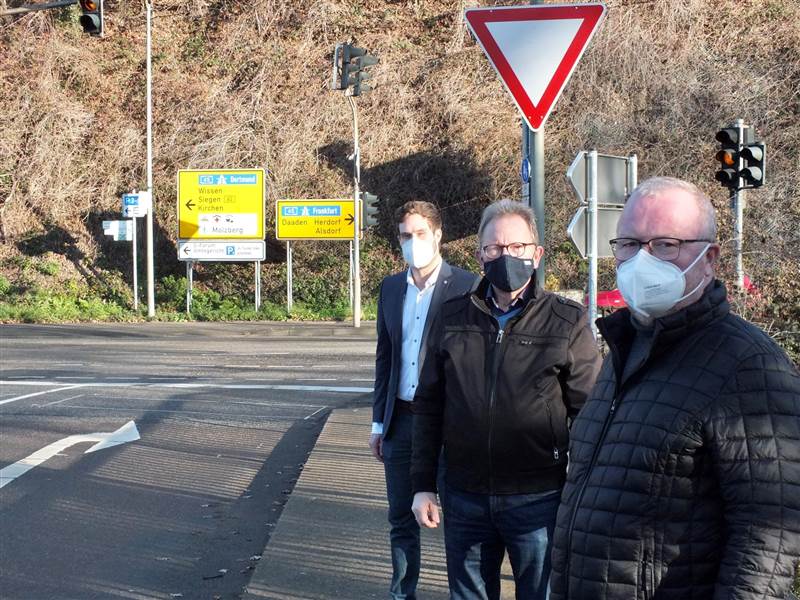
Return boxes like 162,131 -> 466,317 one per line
487,327 -> 505,492
640,550 -> 652,600
563,394 -> 617,597
543,396 -> 560,460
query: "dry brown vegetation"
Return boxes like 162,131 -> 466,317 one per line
0,0 -> 798,352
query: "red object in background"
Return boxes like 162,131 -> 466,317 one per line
743,274 -> 759,294
586,289 -> 627,309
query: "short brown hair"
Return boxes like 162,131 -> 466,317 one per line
394,201 -> 442,232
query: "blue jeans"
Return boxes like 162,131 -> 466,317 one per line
443,484 -> 559,600
382,409 -> 419,599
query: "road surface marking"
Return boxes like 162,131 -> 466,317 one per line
304,407 -> 328,420
0,421 -> 140,489
0,385 -> 85,406
0,380 -> 373,393
33,394 -> 85,408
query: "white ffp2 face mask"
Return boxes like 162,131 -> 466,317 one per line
616,244 -> 710,319
401,237 -> 436,269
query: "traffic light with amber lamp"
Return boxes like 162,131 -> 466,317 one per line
78,0 -> 103,36
360,192 -> 379,228
714,127 -> 740,190
740,142 -> 766,188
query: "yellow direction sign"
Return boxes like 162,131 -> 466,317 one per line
275,199 -> 357,240
177,169 -> 265,240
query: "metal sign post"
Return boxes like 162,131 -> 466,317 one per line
131,218 -> 138,311
145,0 -> 155,318
254,261 -> 261,311
522,123 -> 546,289
349,95 -> 362,328
587,150 -> 598,337
286,241 -> 293,313
185,261 -> 193,314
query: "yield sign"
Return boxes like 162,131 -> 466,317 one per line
465,3 -> 607,131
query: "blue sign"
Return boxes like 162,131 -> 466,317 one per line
123,194 -> 139,206
226,245 -> 235,256
198,174 -> 258,185
281,205 -> 341,217
521,158 -> 530,184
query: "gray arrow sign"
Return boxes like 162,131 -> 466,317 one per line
567,151 -> 633,205
567,204 -> 624,259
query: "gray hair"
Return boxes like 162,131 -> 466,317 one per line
628,177 -> 717,240
477,199 -> 539,246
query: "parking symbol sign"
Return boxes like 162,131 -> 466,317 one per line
226,246 -> 235,256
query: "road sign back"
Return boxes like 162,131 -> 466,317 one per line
465,3 -> 606,131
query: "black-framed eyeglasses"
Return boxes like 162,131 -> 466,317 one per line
482,242 -> 537,260
609,237 -> 713,261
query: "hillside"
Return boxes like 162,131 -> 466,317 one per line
0,0 -> 798,355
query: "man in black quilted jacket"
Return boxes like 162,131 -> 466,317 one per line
551,176 -> 800,600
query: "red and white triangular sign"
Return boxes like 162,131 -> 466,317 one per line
465,3 -> 606,131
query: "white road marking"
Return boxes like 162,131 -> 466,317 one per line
298,378 -> 337,381
33,394 -> 85,408
0,385 -> 85,406
0,421 -> 140,489
223,364 -> 262,369
0,380 -> 373,393
58,405 -> 300,419
5,375 -> 46,379
55,376 -> 92,380
304,407 -> 328,420
350,378 -> 375,382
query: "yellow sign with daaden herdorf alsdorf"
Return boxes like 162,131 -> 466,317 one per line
177,169 -> 265,240
275,199 -> 357,240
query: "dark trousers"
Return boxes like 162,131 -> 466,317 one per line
443,484 -> 559,600
382,407 -> 419,599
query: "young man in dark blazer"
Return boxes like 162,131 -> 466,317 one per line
370,200 -> 476,600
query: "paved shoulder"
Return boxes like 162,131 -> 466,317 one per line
243,407 -> 449,599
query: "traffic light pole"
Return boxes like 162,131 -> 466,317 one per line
348,94 -> 362,328
734,118 -> 745,291
145,0 -> 155,317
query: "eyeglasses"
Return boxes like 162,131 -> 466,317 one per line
609,237 -> 713,261
482,242 -> 537,260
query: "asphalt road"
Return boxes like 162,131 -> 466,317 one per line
0,322 -> 377,600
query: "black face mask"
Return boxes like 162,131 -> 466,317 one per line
483,255 -> 535,292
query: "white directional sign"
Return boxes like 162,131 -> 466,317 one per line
0,421 -> 140,489
102,220 -> 133,241
567,205 -> 623,259
178,240 -> 266,262
122,191 -> 152,218
465,3 -> 606,131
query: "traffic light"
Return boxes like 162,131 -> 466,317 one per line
714,127 -> 740,190
740,142 -> 766,188
78,0 -> 103,36
360,192 -> 379,228
714,125 -> 766,190
331,43 -> 379,96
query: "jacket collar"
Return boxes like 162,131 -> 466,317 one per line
472,276 -> 540,316
598,279 -> 730,381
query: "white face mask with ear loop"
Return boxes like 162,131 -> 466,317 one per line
401,237 -> 436,269
616,243 -> 711,319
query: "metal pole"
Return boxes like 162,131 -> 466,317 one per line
530,127 -> 546,290
587,150 -> 598,338
528,0 -> 546,290
348,240 -> 354,310
186,261 -> 192,314
131,218 -> 139,311
349,95 -> 361,328
255,262 -> 261,311
145,0 -> 156,317
627,153 -> 638,198
734,118 -> 745,290
286,241 -> 293,313
1,0 -> 76,16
